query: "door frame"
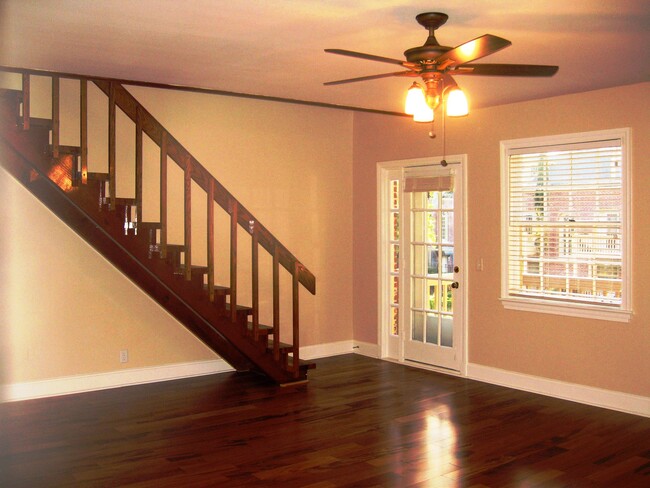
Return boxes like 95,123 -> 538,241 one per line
377,155 -> 468,376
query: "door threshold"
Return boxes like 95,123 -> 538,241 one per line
383,357 -> 463,377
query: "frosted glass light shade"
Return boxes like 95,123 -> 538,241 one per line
446,88 -> 469,117
405,82 -> 426,115
413,104 -> 434,123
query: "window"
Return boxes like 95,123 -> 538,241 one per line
501,128 -> 631,322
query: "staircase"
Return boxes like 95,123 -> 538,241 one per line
0,69 -> 316,384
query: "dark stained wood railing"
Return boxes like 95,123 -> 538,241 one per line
3,67 -> 315,379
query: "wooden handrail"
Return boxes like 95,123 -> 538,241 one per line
91,79 -> 316,294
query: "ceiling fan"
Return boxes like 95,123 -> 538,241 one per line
324,12 -> 559,120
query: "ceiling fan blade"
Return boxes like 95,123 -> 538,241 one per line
434,34 -> 512,68
453,63 -> 559,77
324,71 -> 417,86
325,49 -> 418,68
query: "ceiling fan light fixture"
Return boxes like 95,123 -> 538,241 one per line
446,88 -> 469,117
405,82 -> 426,115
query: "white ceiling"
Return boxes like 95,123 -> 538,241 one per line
1,0 -> 649,114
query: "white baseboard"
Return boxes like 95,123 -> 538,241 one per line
467,363 -> 650,418
1,359 -> 234,402
0,341 -> 358,402
352,340 -> 380,358
300,340 -> 355,360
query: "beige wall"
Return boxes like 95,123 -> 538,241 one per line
352,82 -> 650,397
3,76 -> 648,399
1,84 -> 354,385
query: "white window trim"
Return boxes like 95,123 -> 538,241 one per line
500,128 -> 632,322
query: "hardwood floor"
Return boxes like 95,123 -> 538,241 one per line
1,355 -> 648,487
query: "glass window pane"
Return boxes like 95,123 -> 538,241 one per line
391,244 -> 400,272
427,279 -> 438,311
412,210 -> 425,242
412,311 -> 424,342
391,306 -> 399,335
426,191 -> 439,209
412,244 -> 426,276
441,246 -> 454,277
441,281 -> 454,313
426,313 -> 439,344
391,212 -> 400,240
442,191 -> 454,209
440,315 -> 453,347
391,276 -> 399,305
426,212 -> 438,243
412,278 -> 424,309
427,245 -> 439,275
390,179 -> 399,209
441,211 -> 453,244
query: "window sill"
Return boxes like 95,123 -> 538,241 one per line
500,297 -> 632,323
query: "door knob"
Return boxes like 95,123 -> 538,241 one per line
453,266 -> 460,273
451,281 -> 459,289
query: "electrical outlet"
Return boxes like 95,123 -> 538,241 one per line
119,349 -> 128,363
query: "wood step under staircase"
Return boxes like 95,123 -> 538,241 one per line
0,69 -> 316,384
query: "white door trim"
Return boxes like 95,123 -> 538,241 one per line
376,155 -> 468,375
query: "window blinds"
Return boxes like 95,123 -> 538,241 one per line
506,139 -> 623,305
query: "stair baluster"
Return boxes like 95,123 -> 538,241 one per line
21,74 -> 30,130
51,76 -> 59,159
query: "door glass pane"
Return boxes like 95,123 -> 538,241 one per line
441,211 -> 453,244
391,244 -> 400,272
425,191 -> 439,209
427,245 -> 439,275
441,246 -> 454,277
427,279 -> 438,311
441,314 -> 453,347
390,306 -> 399,335
391,276 -> 399,305
390,180 -> 399,209
412,311 -> 424,342
412,244 -> 426,275
412,211 -> 425,242
426,313 -> 439,344
441,281 -> 454,313
442,190 -> 454,209
412,278 -> 424,309
391,212 -> 400,240
426,212 -> 438,243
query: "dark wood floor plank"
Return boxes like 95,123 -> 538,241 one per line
1,355 -> 649,487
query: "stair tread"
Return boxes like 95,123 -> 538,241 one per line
139,222 -> 162,229
246,321 -> 272,334
225,303 -> 252,313
0,88 -> 22,98
87,172 -> 109,181
203,284 -> 231,295
29,117 -> 52,128
175,265 -> 208,275
49,144 -> 80,155
268,339 -> 293,350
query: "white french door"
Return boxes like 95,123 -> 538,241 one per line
379,157 -> 465,372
